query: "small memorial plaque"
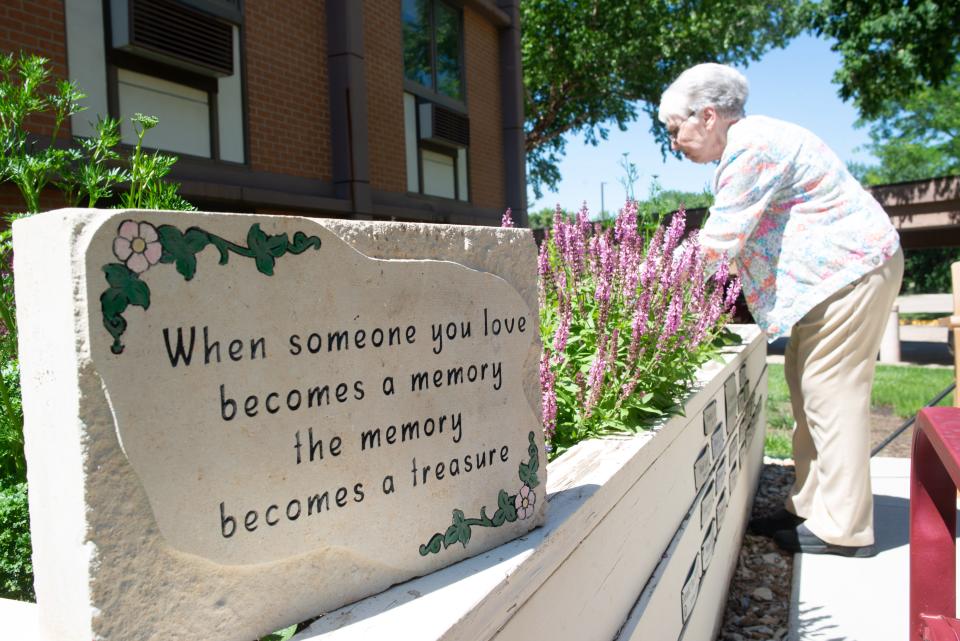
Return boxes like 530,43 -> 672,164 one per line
703,399 -> 718,436
739,362 -> 749,392
724,374 -> 738,429
715,456 -> 727,493
701,519 -> 717,572
710,423 -> 726,460
716,489 -> 729,529
694,445 -> 712,491
729,458 -> 740,489
727,435 -> 738,464
701,481 -> 716,529
681,553 -> 702,624
738,386 -> 748,416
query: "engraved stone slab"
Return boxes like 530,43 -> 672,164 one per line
15,210 -> 545,641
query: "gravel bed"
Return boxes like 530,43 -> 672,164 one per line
718,459 -> 796,641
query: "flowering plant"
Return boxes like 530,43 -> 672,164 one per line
512,203 -> 740,459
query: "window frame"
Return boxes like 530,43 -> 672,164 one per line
101,0 -> 246,163
402,0 -> 467,110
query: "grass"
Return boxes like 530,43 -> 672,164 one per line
763,363 -> 955,458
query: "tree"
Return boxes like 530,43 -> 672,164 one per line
521,0 -> 803,198
848,62 -> 960,186
807,0 -> 960,121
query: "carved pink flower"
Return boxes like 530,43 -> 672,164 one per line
114,220 -> 162,274
515,484 -> 536,520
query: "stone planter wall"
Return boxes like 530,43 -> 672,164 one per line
294,324 -> 768,641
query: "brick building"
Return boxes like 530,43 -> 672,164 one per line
0,0 -> 526,225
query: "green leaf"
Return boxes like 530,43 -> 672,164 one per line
157,225 -> 199,280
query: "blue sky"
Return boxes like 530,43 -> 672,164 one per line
528,33 -> 875,216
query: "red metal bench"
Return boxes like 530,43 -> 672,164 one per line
911,407 -> 960,641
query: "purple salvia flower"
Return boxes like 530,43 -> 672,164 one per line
724,275 -> 742,311
575,371 -> 587,407
553,298 -> 572,354
501,208 -> 514,228
539,349 -> 557,437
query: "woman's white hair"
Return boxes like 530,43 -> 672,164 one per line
658,63 -> 749,122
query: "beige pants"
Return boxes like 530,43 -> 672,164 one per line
784,249 -> 904,547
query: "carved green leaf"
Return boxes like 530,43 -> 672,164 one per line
451,509 -> 472,548
246,223 -> 290,275
497,489 -> 517,524
100,264 -> 150,354
157,224 -> 199,280
518,431 -> 541,489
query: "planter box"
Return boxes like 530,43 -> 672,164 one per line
0,326 -> 767,641
294,325 -> 768,641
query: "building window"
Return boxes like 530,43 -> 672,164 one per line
402,0 -> 464,101
105,0 -> 245,162
402,0 -> 469,201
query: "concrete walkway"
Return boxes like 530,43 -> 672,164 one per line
788,458 -> 960,641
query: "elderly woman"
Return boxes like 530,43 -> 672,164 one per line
659,63 -> 902,558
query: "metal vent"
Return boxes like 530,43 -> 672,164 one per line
418,102 -> 470,148
115,0 -> 234,77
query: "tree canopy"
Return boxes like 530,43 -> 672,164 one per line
521,0 -> 960,199
521,0 -> 802,198
808,0 -> 960,121
849,62 -> 960,186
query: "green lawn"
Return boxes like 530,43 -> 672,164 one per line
763,363 -> 955,458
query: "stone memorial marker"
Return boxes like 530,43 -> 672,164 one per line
15,209 -> 545,641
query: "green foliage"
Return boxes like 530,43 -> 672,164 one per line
0,50 -> 198,600
260,624 -> 298,641
871,364 -> 954,418
763,362 -> 955,458
634,177 -> 712,223
521,0 -> 803,197
528,207 -> 555,229
807,0 -> 960,122
0,227 -> 23,485
850,62 -> 960,186
120,114 -> 195,211
901,248 -> 960,294
0,482 -> 33,601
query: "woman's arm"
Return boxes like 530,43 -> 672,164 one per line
700,143 -> 788,273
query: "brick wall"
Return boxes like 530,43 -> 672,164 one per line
364,0 -> 406,194
0,1 -> 70,214
244,0 -> 332,182
463,7 -> 504,210
0,0 -> 69,140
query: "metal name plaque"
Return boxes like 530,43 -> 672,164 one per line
715,456 -> 727,494
716,489 -> 729,529
680,553 -> 702,624
739,362 -> 748,391
701,519 -> 717,571
703,399 -> 718,436
701,481 -> 717,529
710,423 -> 726,460
729,458 -> 740,490
694,445 -> 713,491
724,374 -> 738,429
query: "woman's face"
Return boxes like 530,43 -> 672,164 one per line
667,106 -> 725,163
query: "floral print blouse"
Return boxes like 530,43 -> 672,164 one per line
700,115 -> 900,339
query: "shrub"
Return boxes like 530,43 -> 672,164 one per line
511,204 -> 739,459
0,482 -> 32,601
